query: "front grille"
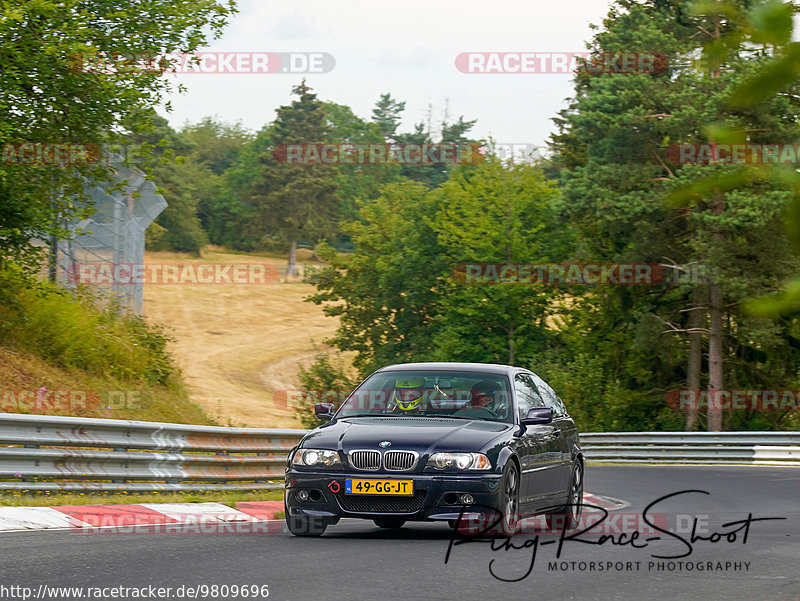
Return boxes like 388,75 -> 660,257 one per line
338,491 -> 427,513
383,450 -> 418,471
349,450 -> 381,470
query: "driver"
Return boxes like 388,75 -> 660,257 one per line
470,380 -> 499,411
391,376 -> 426,412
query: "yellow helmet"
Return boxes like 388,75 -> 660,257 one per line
393,376 -> 425,411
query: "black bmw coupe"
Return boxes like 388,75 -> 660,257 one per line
284,362 -> 583,536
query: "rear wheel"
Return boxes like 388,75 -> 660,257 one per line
373,518 -> 406,529
545,460 -> 583,531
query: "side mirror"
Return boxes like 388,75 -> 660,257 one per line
314,402 -> 336,422
521,407 -> 553,425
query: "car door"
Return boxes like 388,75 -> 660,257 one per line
513,373 -> 562,504
530,372 -> 573,495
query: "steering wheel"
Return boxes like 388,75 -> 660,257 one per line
486,397 -> 509,420
454,405 -> 495,419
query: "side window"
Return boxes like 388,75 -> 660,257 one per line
514,373 -> 544,421
530,373 -> 567,416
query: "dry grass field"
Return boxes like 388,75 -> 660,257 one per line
142,247 -> 347,428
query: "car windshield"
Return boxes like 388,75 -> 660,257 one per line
336,370 -> 513,423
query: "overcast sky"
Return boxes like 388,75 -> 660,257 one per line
161,0 -> 616,149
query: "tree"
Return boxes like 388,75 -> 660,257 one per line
0,0 -> 235,270
250,81 -> 339,278
124,112 -> 211,255
309,179 -> 442,374
201,126 -> 274,251
432,160 -> 567,364
394,115 -> 479,189
371,93 -> 406,141
181,117 -> 253,176
549,0 -> 800,431
324,101 -> 401,226
308,159 -> 568,376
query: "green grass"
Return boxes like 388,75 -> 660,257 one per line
0,266 -> 173,384
0,489 -> 283,507
0,264 -> 215,425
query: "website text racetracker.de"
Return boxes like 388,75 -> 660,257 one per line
0,584 -> 269,600
666,388 -> 800,411
272,143 -> 483,165
1,388 -> 143,413
66,263 -> 279,285
454,52 -> 667,74
455,263 -> 707,285
70,51 -> 335,74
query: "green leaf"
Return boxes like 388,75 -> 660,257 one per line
727,44 -> 800,106
664,169 -> 755,207
702,123 -> 746,145
745,276 -> 800,316
749,0 -> 794,47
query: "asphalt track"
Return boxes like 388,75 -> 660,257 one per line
0,466 -> 797,601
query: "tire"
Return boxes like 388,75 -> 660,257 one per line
285,512 -> 328,537
373,518 -> 406,529
498,461 -> 520,535
545,460 -> 583,531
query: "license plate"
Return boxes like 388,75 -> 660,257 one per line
345,479 -> 414,495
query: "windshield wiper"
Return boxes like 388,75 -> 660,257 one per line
341,413 -> 400,418
421,414 -> 496,421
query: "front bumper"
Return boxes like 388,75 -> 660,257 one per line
284,469 -> 504,522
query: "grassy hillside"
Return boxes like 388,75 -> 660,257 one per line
142,247 -> 349,428
0,266 -> 213,425
0,346 -> 212,424
0,247 -> 351,428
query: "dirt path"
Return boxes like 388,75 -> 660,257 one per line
142,249 -> 343,428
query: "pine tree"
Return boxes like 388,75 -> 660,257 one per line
250,81 -> 339,278
550,0 -> 800,431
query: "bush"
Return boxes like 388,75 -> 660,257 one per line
0,265 -> 175,385
294,352 -> 356,428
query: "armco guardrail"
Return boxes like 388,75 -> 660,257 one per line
582,432 -> 800,465
0,413 -> 797,492
0,413 -> 307,492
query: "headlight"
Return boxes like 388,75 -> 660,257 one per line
427,452 -> 491,470
292,448 -> 341,467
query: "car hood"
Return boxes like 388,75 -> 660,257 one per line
300,416 -> 512,455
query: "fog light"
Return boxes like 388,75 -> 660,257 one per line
296,489 -> 309,501
459,493 -> 475,505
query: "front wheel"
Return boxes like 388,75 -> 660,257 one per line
499,461 -> 520,535
545,460 -> 583,531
